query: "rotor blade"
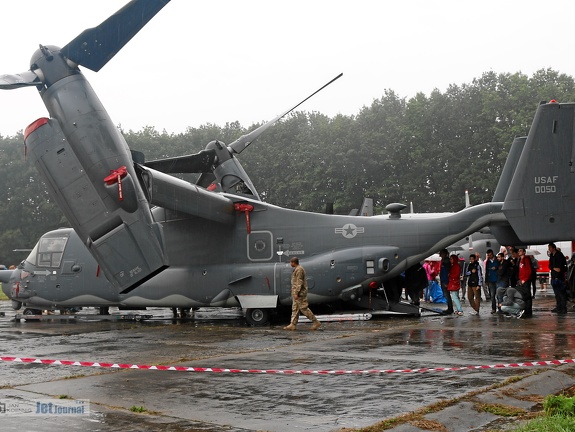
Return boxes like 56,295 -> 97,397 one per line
145,149 -> 216,173
0,71 -> 41,89
61,0 -> 171,72
228,73 -> 343,155
197,172 -> 216,188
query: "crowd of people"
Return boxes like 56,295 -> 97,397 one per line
418,243 -> 573,318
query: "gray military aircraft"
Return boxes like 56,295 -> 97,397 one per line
360,192 -> 502,259
2,0 -> 575,325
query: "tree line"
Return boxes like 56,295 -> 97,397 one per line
0,69 -> 574,266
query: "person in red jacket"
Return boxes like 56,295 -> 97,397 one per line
448,255 -> 464,316
518,248 -> 533,286
514,247 -> 534,318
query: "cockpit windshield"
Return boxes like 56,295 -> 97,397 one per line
25,235 -> 69,268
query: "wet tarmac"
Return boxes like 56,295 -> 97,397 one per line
1,289 -> 575,431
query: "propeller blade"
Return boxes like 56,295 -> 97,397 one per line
145,149 -> 216,173
61,0 -> 171,72
0,71 -> 41,89
228,73 -> 343,155
197,172 -> 216,188
147,73 -> 342,178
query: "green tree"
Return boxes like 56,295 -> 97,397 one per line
0,133 -> 65,265
1,68 -> 575,264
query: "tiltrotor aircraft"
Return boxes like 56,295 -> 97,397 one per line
360,192 -> 502,259
2,0 -> 575,325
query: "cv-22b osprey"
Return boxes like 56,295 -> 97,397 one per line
2,0 -> 575,324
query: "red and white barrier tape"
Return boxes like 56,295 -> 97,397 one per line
1,356 -> 574,375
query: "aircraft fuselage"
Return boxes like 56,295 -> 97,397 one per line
3,198 -> 505,313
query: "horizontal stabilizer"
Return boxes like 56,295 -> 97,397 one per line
503,102 -> 575,243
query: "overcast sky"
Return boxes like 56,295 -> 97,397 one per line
1,0 -> 574,136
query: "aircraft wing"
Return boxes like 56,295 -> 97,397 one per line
137,166 -> 236,224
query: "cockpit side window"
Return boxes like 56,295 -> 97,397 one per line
36,236 -> 68,268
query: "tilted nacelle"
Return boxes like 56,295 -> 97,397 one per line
24,115 -> 168,293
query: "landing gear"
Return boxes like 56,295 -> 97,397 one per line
245,308 -> 271,326
22,308 -> 42,321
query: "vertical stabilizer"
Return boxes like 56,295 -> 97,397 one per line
493,136 -> 527,202
490,136 -> 526,245
360,198 -> 374,216
503,101 -> 575,243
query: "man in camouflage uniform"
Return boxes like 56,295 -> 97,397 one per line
284,257 -> 321,330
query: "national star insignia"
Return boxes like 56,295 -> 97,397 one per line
335,223 -> 365,239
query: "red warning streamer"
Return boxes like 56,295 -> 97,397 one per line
104,166 -> 128,201
0,356 -> 573,375
234,203 -> 254,234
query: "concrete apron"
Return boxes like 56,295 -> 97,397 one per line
0,290 -> 574,431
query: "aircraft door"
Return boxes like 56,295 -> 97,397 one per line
277,261 -> 317,304
279,266 -> 293,304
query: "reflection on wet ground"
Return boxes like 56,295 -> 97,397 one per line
1,291 -> 574,431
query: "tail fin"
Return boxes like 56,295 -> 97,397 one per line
360,198 -> 374,216
493,136 -> 527,202
490,136 -> 526,245
503,101 -> 575,243
350,198 -> 374,216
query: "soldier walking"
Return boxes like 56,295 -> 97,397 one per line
284,257 -> 321,331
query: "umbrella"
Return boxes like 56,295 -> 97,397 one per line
425,254 -> 441,261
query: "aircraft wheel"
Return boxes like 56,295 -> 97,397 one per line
245,308 -> 270,326
23,308 -> 42,321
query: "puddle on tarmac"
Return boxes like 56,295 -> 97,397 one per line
1,293 -> 574,431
